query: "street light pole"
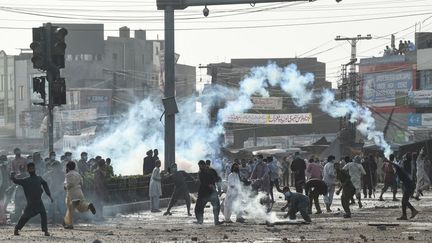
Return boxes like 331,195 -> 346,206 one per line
164,5 -> 176,170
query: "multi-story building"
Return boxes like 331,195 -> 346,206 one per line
357,33 -> 432,144
14,52 -> 45,139
205,58 -> 339,149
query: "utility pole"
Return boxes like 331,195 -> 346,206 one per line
335,35 -> 372,74
335,34 -> 372,138
157,0 -> 322,170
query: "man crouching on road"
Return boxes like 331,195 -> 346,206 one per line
281,186 -> 311,223
11,162 -> 53,236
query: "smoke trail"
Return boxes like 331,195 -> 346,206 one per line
319,89 -> 392,158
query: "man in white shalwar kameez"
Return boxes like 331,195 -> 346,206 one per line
63,162 -> 96,229
415,148 -> 431,199
343,156 -> 366,208
149,160 -> 162,212
224,163 -> 245,223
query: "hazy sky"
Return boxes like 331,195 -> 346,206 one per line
0,0 -> 431,87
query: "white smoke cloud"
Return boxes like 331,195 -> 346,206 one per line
73,85 -> 239,175
319,89 -> 392,158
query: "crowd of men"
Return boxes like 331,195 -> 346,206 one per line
0,148 -> 114,235
185,149 -> 431,224
0,145 -> 430,235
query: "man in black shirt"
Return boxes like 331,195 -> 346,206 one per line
362,155 -> 377,198
194,160 -> 223,225
10,162 -> 53,236
335,163 -> 356,218
392,162 -> 418,220
402,153 -> 413,180
304,178 -> 327,214
164,163 -> 194,216
290,152 -> 306,193
143,150 -> 155,175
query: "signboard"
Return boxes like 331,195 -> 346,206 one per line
362,71 -> 412,107
360,55 -> 406,65
63,134 -> 93,150
408,90 -> 432,107
251,97 -> 283,110
61,108 -> 97,122
225,113 -> 312,125
408,113 -> 432,127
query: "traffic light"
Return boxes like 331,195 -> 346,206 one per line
30,27 -> 47,70
52,77 -> 66,106
51,27 -> 68,68
32,77 -> 46,101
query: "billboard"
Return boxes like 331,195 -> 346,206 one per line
362,71 -> 413,107
408,90 -> 432,107
225,113 -> 312,125
408,113 -> 432,127
60,108 -> 97,122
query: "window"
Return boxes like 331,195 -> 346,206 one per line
420,70 -> 432,90
112,53 -> 118,60
10,74 -> 13,91
66,54 -> 73,61
0,75 -> 3,91
142,55 -> 145,64
84,54 -> 92,61
19,86 -> 24,100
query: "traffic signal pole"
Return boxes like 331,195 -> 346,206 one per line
31,22 -> 67,153
45,22 -> 57,153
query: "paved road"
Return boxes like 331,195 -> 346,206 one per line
0,188 -> 431,242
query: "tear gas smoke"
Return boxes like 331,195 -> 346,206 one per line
227,183 -> 278,223
319,89 -> 392,158
74,85 -> 238,175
